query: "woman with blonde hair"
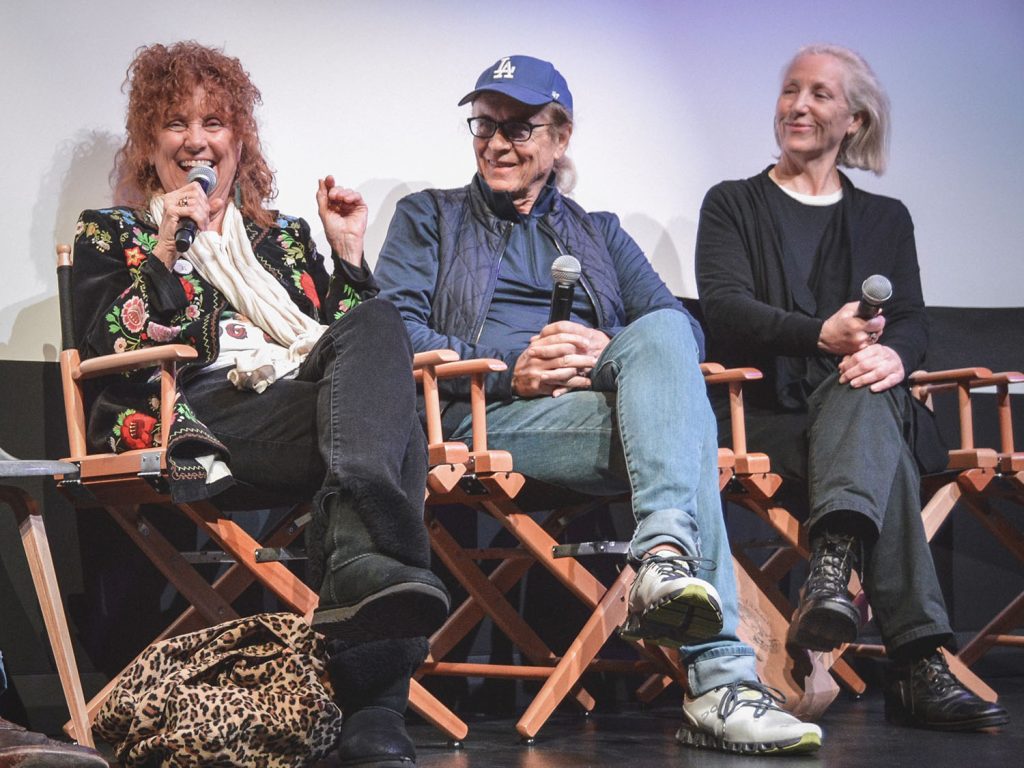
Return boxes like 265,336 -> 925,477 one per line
697,44 -> 1008,731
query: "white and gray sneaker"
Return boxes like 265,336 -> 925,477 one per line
678,681 -> 823,754
620,552 -> 723,647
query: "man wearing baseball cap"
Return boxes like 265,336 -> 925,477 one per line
376,54 -> 823,755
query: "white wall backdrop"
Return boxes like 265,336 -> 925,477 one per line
2,0 -> 1021,362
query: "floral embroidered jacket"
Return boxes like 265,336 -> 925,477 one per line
72,206 -> 375,502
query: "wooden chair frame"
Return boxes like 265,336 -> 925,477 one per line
419,358 -> 702,740
912,368 -> 1024,667
45,244 -> 473,744
414,357 -> 842,739
1,451 -> 94,747
719,362 -> 1005,702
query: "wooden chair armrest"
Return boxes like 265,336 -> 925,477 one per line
910,367 -> 1010,462
971,371 -> 1024,388
75,345 -> 198,379
413,349 -> 460,369
414,358 -> 506,384
981,372 -> 1024,459
434,360 -> 508,457
698,364 -> 764,465
415,355 -> 507,465
433,359 -> 508,378
61,345 -> 196,459
912,370 -> 1020,399
909,367 -> 993,386
703,367 -> 764,385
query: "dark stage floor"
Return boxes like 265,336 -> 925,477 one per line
404,674 -> 1023,768
79,658 -> 1022,767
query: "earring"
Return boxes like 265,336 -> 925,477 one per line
234,180 -> 242,209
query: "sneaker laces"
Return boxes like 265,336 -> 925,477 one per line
638,553 -> 717,580
717,681 -> 788,720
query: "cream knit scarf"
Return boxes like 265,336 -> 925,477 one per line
149,198 -> 326,392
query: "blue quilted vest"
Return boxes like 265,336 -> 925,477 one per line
424,181 -> 627,341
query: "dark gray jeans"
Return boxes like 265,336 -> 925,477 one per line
182,299 -> 428,546
722,371 -> 953,655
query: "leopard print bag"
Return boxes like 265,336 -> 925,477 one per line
95,613 -> 343,767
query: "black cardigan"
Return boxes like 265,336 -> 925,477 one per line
695,166 -> 928,410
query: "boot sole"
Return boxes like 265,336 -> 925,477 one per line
676,724 -> 822,755
788,597 -> 860,651
0,746 -> 109,767
312,582 -> 450,644
622,585 -> 724,646
884,701 -> 1010,731
336,758 -> 414,768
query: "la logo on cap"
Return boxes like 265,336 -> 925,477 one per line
492,57 -> 516,80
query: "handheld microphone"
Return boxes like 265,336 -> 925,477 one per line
174,165 -> 218,252
856,274 -> 892,319
548,254 -> 582,324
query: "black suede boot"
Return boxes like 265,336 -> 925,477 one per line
788,529 -> 862,651
884,651 -> 1010,731
309,483 -> 449,644
326,637 -> 429,767
0,715 -> 108,767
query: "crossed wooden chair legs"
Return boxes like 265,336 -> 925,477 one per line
1,470 -> 469,747
0,479 -> 94,748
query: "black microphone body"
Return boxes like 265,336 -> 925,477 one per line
174,166 -> 218,252
855,274 -> 893,319
548,282 -> 575,324
548,255 -> 582,324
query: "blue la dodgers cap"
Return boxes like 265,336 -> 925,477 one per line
458,55 -> 573,113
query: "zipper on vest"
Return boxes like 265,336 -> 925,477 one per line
474,220 -> 514,344
537,218 -> 603,327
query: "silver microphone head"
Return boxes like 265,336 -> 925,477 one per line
861,274 -> 893,306
186,165 -> 218,194
551,254 -> 581,286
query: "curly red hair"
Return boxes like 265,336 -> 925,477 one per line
113,41 -> 276,227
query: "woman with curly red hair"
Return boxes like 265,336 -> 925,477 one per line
73,41 -> 447,767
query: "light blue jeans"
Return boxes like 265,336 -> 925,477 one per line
451,309 -> 757,695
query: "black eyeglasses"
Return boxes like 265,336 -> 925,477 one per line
467,117 -> 551,143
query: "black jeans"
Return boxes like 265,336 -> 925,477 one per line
183,299 -> 428,544
718,371 -> 953,655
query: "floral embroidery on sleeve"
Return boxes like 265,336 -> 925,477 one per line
80,220 -> 113,253
300,272 -> 321,310
113,409 -> 159,451
333,284 -> 360,320
275,216 -> 328,316
277,223 -> 305,267
105,294 -> 150,351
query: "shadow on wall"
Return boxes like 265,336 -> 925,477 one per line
310,179 -> 428,271
620,212 -> 700,299
0,130 -> 120,361
363,179 -> 431,270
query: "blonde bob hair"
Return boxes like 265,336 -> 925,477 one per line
779,44 -> 891,175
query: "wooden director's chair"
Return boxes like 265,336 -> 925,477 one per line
904,305 -> 1024,670
0,448 -> 94,747
37,244 -> 473,745
911,367 -> 1024,668
718,360 -> 1002,703
413,355 -> 836,741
